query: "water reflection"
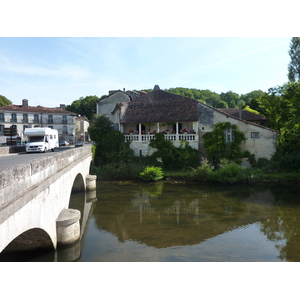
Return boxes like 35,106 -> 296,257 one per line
2,181 -> 300,261
90,181 -> 300,261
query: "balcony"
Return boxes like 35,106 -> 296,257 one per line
124,133 -> 198,143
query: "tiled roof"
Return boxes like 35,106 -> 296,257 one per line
217,108 -> 269,121
0,104 -> 77,115
120,89 -> 199,123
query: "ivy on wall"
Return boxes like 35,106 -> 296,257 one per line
203,122 -> 247,165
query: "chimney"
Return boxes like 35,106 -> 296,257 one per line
60,104 -> 66,110
239,109 -> 242,119
22,99 -> 28,107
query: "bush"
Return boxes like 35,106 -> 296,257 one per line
189,161 -> 214,182
211,163 -> 243,183
90,163 -> 144,180
149,133 -> 200,170
274,153 -> 300,173
189,162 -> 264,184
139,166 -> 164,182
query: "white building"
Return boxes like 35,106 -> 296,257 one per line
0,99 -> 77,145
75,116 -> 90,142
96,85 -> 277,160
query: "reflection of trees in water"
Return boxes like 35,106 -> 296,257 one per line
93,182 -> 300,259
258,183 -> 300,261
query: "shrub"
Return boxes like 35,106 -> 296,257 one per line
139,166 -> 164,182
189,161 -> 214,182
90,163 -> 144,180
149,133 -> 199,170
212,163 -> 243,183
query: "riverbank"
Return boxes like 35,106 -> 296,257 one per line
164,170 -> 300,183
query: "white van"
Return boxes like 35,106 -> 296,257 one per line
24,127 -> 59,153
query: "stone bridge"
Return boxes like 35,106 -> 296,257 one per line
0,145 -> 97,254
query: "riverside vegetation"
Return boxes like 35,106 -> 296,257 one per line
88,116 -> 300,184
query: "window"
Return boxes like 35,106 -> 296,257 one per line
0,113 -> 4,122
11,113 -> 17,122
22,114 -> 28,123
48,115 -> 53,124
23,125 -> 28,131
0,125 -> 4,134
251,132 -> 259,138
225,128 -> 234,142
62,116 -> 67,124
33,115 -> 39,123
62,126 -> 68,134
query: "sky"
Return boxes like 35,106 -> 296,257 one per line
0,1 -> 296,109
0,37 -> 292,108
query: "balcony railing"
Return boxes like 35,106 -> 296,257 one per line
124,133 -> 198,143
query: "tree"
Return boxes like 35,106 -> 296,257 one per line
215,100 -> 228,108
88,115 -> 134,166
257,81 -> 300,155
66,95 -> 99,120
288,37 -> 300,82
220,91 -> 241,108
0,95 -> 12,107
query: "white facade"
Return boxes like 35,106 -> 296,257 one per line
0,99 -> 76,145
96,88 -> 278,160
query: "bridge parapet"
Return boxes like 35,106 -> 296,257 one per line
0,145 -> 91,224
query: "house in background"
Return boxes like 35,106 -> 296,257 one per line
75,116 -> 90,142
96,85 -> 278,160
0,99 -> 77,145
217,108 -> 269,126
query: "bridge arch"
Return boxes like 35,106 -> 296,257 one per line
71,173 -> 85,193
2,228 -> 54,253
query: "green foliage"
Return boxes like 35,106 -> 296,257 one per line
288,37 -> 300,82
190,162 -> 264,184
243,105 -> 260,115
66,95 -> 98,120
88,115 -> 134,166
189,161 -> 213,182
0,95 -> 12,107
164,87 -> 222,107
220,91 -> 241,108
91,163 -> 145,180
203,122 -> 246,164
272,153 -> 300,173
215,100 -> 228,108
258,81 -> 300,155
139,166 -> 164,182
88,115 -> 113,145
149,133 -> 199,170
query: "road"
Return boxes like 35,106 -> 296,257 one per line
0,146 -> 75,170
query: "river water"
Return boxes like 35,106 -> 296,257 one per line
2,180 -> 300,262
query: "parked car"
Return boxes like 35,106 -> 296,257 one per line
75,141 -> 83,147
60,141 -> 69,146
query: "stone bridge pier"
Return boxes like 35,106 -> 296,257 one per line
0,145 -> 97,254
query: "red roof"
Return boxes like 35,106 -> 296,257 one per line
0,104 -> 76,115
